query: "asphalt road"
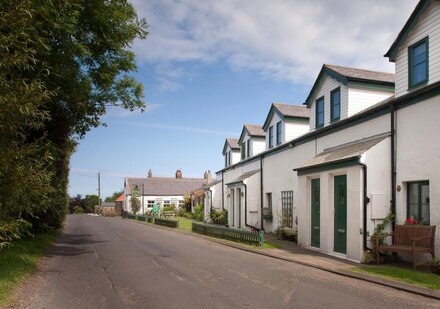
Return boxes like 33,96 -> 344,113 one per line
15,215 -> 440,309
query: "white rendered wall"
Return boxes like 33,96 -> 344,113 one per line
347,86 -> 393,116
395,1 -> 440,98
285,120 -> 310,142
395,96 -> 440,258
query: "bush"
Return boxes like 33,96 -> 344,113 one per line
177,207 -> 187,217
210,208 -> 228,225
186,213 -> 195,220
194,204 -> 204,221
0,219 -> 32,249
73,206 -> 84,214
163,205 -> 176,214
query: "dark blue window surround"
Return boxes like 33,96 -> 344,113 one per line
331,88 -> 341,122
315,97 -> 324,128
269,126 -> 274,148
409,37 -> 428,88
276,121 -> 282,145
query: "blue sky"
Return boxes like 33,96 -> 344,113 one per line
69,0 -> 418,199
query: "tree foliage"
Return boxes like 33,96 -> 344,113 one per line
0,0 -> 148,238
105,191 -> 124,203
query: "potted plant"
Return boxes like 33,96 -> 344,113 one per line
430,259 -> 440,275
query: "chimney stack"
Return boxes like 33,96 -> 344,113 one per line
147,169 -> 152,178
175,169 -> 182,179
204,170 -> 212,183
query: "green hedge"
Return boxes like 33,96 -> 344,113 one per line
136,215 -> 146,222
154,217 -> 178,228
192,222 -> 264,246
127,213 -> 136,219
147,216 -> 154,223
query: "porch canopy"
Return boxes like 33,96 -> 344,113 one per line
226,169 -> 260,187
294,134 -> 389,175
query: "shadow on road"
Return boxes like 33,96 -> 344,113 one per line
46,233 -> 108,257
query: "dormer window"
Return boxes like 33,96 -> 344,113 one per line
269,126 -> 274,148
315,97 -> 324,128
246,139 -> 251,158
330,88 -> 340,122
409,37 -> 428,88
241,144 -> 245,160
276,121 -> 282,145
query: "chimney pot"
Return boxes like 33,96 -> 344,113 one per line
147,169 -> 152,178
176,169 -> 182,179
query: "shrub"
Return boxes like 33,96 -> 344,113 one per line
194,204 -> 204,221
177,207 -> 187,217
73,206 -> 84,214
0,219 -> 32,249
163,205 -> 176,214
186,213 -> 195,220
131,197 -> 141,214
210,208 -> 228,225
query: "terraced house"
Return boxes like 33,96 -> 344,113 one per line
210,0 -> 440,263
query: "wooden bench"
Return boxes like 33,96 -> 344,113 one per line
162,211 -> 176,218
375,225 -> 436,270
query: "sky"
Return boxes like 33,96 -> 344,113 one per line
68,0 -> 418,199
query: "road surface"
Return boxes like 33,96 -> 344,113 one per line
15,215 -> 440,309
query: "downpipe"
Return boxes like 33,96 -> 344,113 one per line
358,161 -> 370,251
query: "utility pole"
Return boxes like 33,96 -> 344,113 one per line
142,183 -> 144,214
98,172 -> 101,206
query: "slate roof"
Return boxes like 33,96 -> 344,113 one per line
203,179 -> 222,189
325,64 -> 395,84
244,125 -> 265,137
125,177 -> 206,196
295,134 -> 389,171
226,169 -> 260,185
273,103 -> 310,119
305,64 -> 395,107
226,138 -> 240,149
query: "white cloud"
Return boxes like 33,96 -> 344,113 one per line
116,121 -> 239,136
131,0 -> 417,84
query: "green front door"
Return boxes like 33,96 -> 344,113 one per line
334,175 -> 347,254
311,179 -> 320,247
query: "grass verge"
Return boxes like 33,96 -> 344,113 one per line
0,230 -> 59,306
177,217 -> 196,232
352,265 -> 440,290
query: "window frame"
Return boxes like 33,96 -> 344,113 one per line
269,126 -> 274,149
406,181 -> 430,225
330,87 -> 341,122
276,121 -> 282,145
241,143 -> 245,160
315,96 -> 325,128
246,139 -> 251,158
408,37 -> 429,89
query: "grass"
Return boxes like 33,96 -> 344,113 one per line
177,216 -> 196,232
352,265 -> 440,290
261,241 -> 282,249
0,230 -> 59,306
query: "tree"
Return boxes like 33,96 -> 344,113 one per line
84,195 -> 99,213
105,191 -> 124,203
0,0 -> 148,232
131,198 -> 140,215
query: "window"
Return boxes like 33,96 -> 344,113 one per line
228,151 -> 232,166
178,200 -> 184,207
147,200 -> 154,208
409,37 -> 428,88
315,97 -> 324,128
407,181 -> 430,225
269,126 -> 274,148
263,193 -> 273,219
281,191 -> 294,228
171,198 -> 178,207
241,144 -> 245,160
276,121 -> 282,145
225,152 -> 228,167
246,139 -> 251,158
330,88 -> 340,121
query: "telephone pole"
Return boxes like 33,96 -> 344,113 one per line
98,172 -> 101,206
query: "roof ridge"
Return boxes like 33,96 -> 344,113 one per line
324,63 -> 395,76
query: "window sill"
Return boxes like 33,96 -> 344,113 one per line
407,80 -> 428,91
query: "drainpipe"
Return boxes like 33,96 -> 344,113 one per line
221,171 -> 224,210
260,156 -> 264,231
243,183 -> 260,230
391,103 -> 396,233
358,161 -> 369,251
